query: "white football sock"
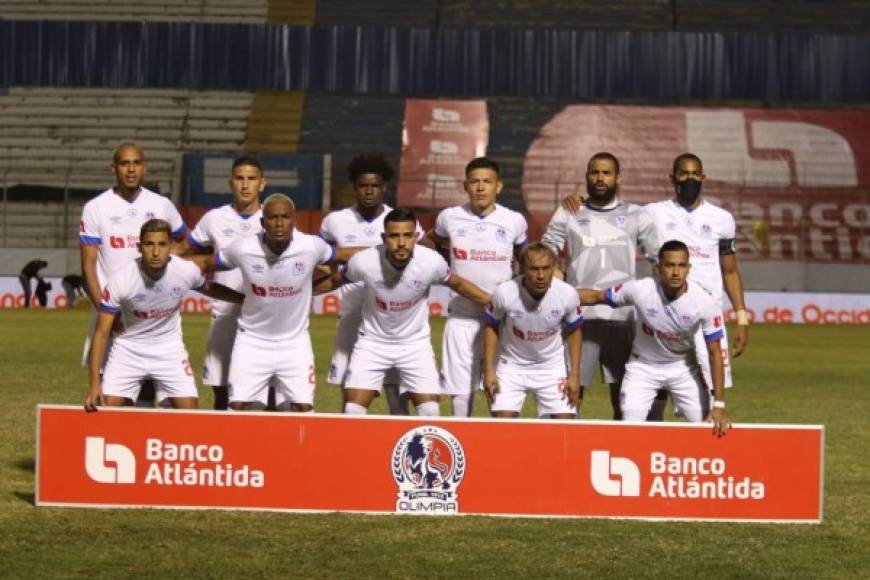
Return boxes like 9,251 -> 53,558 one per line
450,393 -> 473,417
344,402 -> 368,415
415,401 -> 440,417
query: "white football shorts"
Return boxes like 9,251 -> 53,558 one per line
440,316 -> 484,396
229,330 -> 315,406
620,359 -> 710,423
344,336 -> 440,395
101,339 -> 197,403
490,366 -> 576,417
202,313 -> 239,387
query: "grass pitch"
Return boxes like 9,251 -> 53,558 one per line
1,309 -> 869,578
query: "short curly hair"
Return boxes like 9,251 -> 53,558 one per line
347,154 -> 396,183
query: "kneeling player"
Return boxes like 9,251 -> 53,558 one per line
579,240 -> 731,436
342,209 -> 490,417
84,219 -> 243,411
483,243 -> 583,419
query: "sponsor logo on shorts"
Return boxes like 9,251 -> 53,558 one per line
590,450 -> 766,500
392,425 -> 466,514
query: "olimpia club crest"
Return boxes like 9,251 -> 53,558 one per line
391,425 -> 466,515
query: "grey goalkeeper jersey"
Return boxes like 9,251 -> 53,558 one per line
543,201 -> 657,321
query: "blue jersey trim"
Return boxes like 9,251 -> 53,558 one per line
604,288 -> 617,307
564,317 -> 584,332
187,236 -> 209,251
320,245 -> 337,265
704,329 -> 725,342
79,234 -> 101,245
171,224 -> 188,240
99,303 -> 120,314
482,310 -> 500,327
214,254 -> 232,271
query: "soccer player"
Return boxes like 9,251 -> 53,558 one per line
342,209 -> 491,417
645,153 -> 749,396
79,145 -> 187,408
83,219 -> 243,411
579,240 -> 731,437
213,194 -> 359,412
178,155 -> 266,410
320,154 -> 422,415
543,152 -> 656,419
426,157 -> 528,417
483,243 -> 583,419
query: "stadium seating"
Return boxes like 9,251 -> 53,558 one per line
0,201 -> 85,248
0,0 -> 268,23
0,87 -> 254,194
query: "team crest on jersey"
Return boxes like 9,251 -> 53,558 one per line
392,425 -> 466,515
172,286 -> 183,298
110,216 -> 123,225
127,208 -> 138,217
292,260 -> 306,276
681,314 -> 693,323
145,211 -> 155,219
495,227 -> 507,241
547,308 -> 562,321
615,215 -> 627,228
406,279 -> 424,291
701,223 -> 712,235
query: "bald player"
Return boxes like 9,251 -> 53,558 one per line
79,144 -> 187,406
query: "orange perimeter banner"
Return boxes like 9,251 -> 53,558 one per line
36,406 -> 823,523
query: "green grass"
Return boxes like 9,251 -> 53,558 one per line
1,309 -> 869,578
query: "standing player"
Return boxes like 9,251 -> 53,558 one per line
646,153 -> 749,400
84,220 -> 243,411
342,209 -> 491,417
426,157 -> 527,417
320,154 -> 422,415
213,194 -> 359,412
178,156 -> 266,410
579,240 -> 731,436
79,144 -> 188,406
483,243 -> 583,419
543,152 -> 656,419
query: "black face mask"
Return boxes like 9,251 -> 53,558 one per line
586,182 -> 618,206
675,179 -> 702,206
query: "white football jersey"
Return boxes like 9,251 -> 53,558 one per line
319,205 -> 424,317
543,201 -> 656,321
606,277 -> 724,365
217,232 -> 334,341
189,204 -> 263,317
79,187 -> 187,286
434,203 -> 527,319
484,277 -> 583,370
645,199 -> 736,305
345,245 -> 451,343
100,256 -> 204,344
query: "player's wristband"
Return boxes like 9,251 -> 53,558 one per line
712,400 -> 726,409
736,310 -> 749,326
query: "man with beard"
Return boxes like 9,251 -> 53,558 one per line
645,153 -> 749,404
320,154 -> 422,415
543,152 -> 656,419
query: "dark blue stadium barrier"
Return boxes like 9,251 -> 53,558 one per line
181,153 -> 325,210
1,21 -> 869,103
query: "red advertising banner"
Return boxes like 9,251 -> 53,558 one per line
398,99 -> 489,208
37,406 -> 823,522
523,105 -> 870,263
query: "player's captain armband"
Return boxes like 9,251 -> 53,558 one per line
718,238 -> 736,255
